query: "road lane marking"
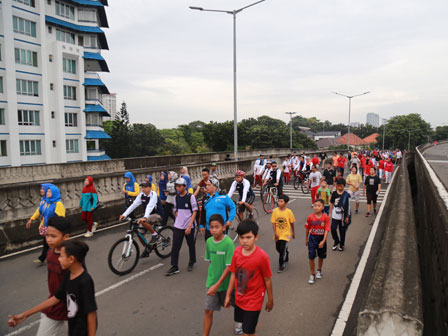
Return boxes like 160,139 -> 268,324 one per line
5,263 -> 164,336
331,168 -> 398,336
427,160 -> 448,163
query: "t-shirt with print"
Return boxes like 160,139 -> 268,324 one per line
270,208 -> 295,241
346,173 -> 363,192
309,171 -> 322,188
323,168 -> 336,185
364,175 -> 381,194
230,246 -> 272,311
44,249 -> 67,321
305,213 -> 330,235
317,187 -> 331,206
205,235 -> 235,292
173,193 -> 198,230
55,271 -> 97,336
330,191 -> 347,220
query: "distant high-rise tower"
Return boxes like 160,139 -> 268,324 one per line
0,0 -> 111,166
366,113 -> 380,127
103,93 -> 117,120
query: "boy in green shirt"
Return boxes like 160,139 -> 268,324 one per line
203,214 -> 236,336
317,180 -> 331,214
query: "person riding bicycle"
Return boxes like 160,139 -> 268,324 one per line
227,170 -> 255,221
264,161 -> 284,196
261,160 -> 273,185
119,181 -> 164,256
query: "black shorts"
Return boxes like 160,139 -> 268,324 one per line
366,193 -> 378,204
234,305 -> 261,334
238,195 -> 255,212
308,234 -> 327,260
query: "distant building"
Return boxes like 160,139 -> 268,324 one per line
366,113 -> 380,127
316,137 -> 340,149
313,131 -> 341,141
337,133 -> 365,149
363,133 -> 379,145
103,93 -> 117,120
350,122 -> 361,128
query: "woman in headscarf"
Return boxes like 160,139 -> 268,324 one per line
162,171 -> 177,226
34,184 -> 65,264
79,176 -> 98,238
123,172 -> 140,214
145,174 -> 157,191
181,166 -> 193,194
158,171 -> 168,202
27,183 -> 51,230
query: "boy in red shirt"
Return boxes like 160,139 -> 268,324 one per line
225,219 -> 273,336
305,199 -> 330,284
378,157 -> 386,180
311,154 -> 320,169
384,158 -> 394,183
337,153 -> 346,177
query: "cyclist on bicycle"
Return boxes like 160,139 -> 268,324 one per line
119,181 -> 164,255
261,160 -> 272,185
227,170 -> 255,221
264,161 -> 284,196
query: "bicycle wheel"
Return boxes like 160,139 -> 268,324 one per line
302,178 -> 310,194
293,176 -> 300,190
227,218 -> 239,242
155,226 -> 174,259
247,207 -> 259,220
108,238 -> 140,276
263,192 -> 275,214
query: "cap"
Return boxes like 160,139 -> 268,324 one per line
209,177 -> 220,188
175,177 -> 187,186
140,181 -> 152,188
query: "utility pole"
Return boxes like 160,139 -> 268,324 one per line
285,112 -> 296,150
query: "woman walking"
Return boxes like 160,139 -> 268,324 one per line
80,176 -> 99,238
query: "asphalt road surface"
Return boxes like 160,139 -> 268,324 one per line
423,142 -> 448,189
1,181 -> 389,336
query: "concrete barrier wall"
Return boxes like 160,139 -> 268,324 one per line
356,155 -> 423,335
0,148 -> 333,255
412,147 -> 448,335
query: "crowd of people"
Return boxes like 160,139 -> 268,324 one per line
8,149 -> 399,336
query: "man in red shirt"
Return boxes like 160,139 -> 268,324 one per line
337,153 -> 347,177
311,154 -> 320,169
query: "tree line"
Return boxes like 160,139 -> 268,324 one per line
102,103 -> 445,159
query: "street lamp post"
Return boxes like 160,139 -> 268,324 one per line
407,129 -> 417,151
190,0 -> 267,161
333,91 -> 370,150
285,112 -> 296,150
382,118 -> 388,150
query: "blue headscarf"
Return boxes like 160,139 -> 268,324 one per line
39,183 -> 51,206
158,172 -> 168,201
124,172 -> 136,192
40,184 -> 62,227
145,175 -> 153,183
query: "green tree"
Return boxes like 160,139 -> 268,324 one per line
103,102 -> 132,158
129,123 -> 164,157
202,121 -> 234,151
160,128 -> 191,154
433,126 -> 448,141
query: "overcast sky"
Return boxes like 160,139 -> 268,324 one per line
101,0 -> 448,128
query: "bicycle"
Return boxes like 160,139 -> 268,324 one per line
262,185 -> 278,214
108,218 -> 174,276
293,171 -> 310,194
227,200 -> 259,242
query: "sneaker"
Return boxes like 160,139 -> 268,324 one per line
187,262 -> 195,272
33,258 -> 43,265
365,212 -> 371,217
92,222 -> 99,233
355,209 -> 359,214
338,246 -> 344,252
248,213 -> 254,219
140,246 -> 150,258
316,270 -> 322,279
332,244 -> 338,251
277,265 -> 286,273
165,266 -> 180,276
84,231 -> 93,238
308,274 -> 316,284
373,208 -> 377,215
234,322 -> 243,335
149,234 -> 159,246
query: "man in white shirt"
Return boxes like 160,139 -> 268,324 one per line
307,165 -> 322,205
253,154 -> 265,189
282,155 -> 291,184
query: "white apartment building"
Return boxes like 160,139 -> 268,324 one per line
102,92 -> 116,120
0,0 -> 111,167
366,112 -> 380,128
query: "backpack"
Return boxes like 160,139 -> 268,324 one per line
175,193 -> 197,229
338,191 -> 352,226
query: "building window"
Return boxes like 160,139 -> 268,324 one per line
66,139 -> 79,153
83,35 -> 97,48
86,140 -> 96,150
0,140 -> 7,157
78,9 -> 97,22
14,48 -> 38,67
86,113 -> 101,126
0,77 -> 3,93
63,85 -> 76,100
13,0 -> 35,7
64,112 -> 78,127
18,110 -> 40,126
56,1 -> 75,20
0,109 -> 5,125
63,58 -> 76,74
56,29 -> 75,44
86,88 -> 98,100
16,79 -> 39,97
12,16 -> 37,38
20,139 -> 41,156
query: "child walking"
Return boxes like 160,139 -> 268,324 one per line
202,214 -> 235,336
79,176 -> 98,238
270,195 -> 295,272
305,199 -> 330,284
9,240 -> 97,336
329,179 -> 351,252
225,219 -> 273,336
317,180 -> 331,215
308,165 -> 322,205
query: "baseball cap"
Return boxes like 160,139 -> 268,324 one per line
140,181 -> 152,188
175,177 -> 187,186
